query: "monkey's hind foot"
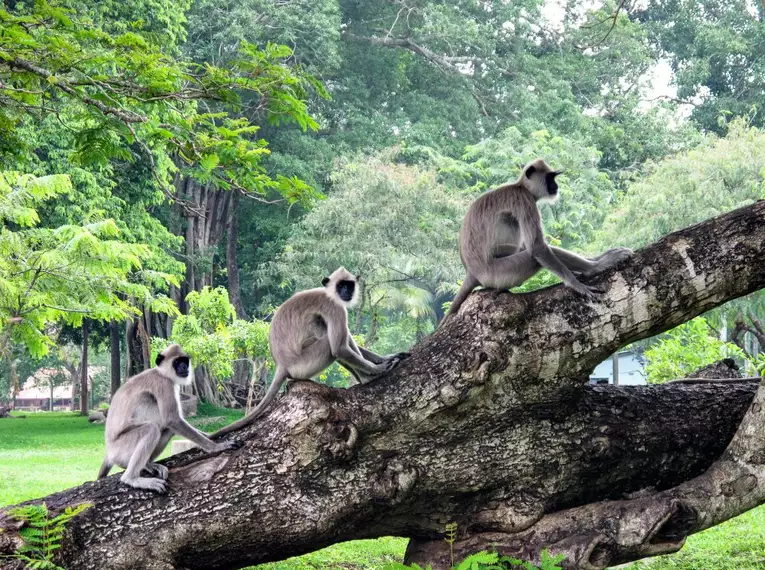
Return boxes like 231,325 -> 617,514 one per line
384,352 -> 409,370
142,463 -> 169,480
122,475 -> 168,494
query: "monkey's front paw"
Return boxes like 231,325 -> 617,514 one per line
143,479 -> 167,494
604,247 -> 633,263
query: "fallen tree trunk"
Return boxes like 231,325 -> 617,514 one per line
2,201 -> 765,570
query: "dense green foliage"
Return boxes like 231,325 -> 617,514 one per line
639,0 -> 765,133
595,120 -> 765,251
0,0 -> 761,402
0,172 -> 175,357
157,286 -> 270,380
643,318 -> 745,384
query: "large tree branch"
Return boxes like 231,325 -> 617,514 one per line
343,33 -> 479,74
2,201 -> 765,570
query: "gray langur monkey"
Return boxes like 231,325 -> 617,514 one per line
97,344 -> 237,493
443,158 -> 632,321
213,268 -> 408,437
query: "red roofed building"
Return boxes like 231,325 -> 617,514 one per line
13,366 -> 104,411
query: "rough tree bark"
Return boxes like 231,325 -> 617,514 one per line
2,202 -> 765,570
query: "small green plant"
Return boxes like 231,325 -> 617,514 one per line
445,522 -> 458,567
751,353 -> 765,377
383,549 -> 565,570
499,550 -> 566,570
1,502 -> 90,570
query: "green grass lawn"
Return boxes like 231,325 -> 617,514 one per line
3,411 -> 765,570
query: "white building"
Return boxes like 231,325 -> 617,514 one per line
589,350 -> 646,386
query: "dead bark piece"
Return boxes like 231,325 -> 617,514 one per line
2,202 -> 765,570
689,358 -> 742,379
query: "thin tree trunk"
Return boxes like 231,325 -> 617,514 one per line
80,320 -> 89,416
138,316 -> 151,368
225,192 -> 251,404
3,202 -> 765,570
110,320 -> 120,397
126,318 -> 148,376
9,358 -> 18,401
226,192 -> 247,320
70,370 -> 77,412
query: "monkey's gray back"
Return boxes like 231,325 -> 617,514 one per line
105,371 -> 176,445
269,288 -> 344,379
460,184 -> 530,277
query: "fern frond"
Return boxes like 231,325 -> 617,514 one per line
4,502 -> 91,570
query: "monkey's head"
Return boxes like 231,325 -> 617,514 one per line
322,267 -> 360,308
521,158 -> 563,204
155,343 -> 194,386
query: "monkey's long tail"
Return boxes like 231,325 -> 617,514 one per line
439,274 -> 479,326
97,457 -> 112,480
212,367 -> 289,438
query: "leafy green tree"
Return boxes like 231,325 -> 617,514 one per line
0,1 -> 322,291
0,172 -> 175,357
595,120 -> 765,251
0,2 -> 320,197
643,318 -> 745,384
63,0 -> 192,53
639,0 -> 765,133
1,1 -> 323,379
321,0 -> 690,170
265,150 -> 469,334
157,287 -> 271,405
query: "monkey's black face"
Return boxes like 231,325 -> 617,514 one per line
545,172 -> 560,195
336,279 -> 356,302
173,356 -> 190,378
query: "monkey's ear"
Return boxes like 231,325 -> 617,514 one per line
155,353 -> 165,367
322,277 -> 330,287
525,165 -> 536,179
552,169 -> 564,177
